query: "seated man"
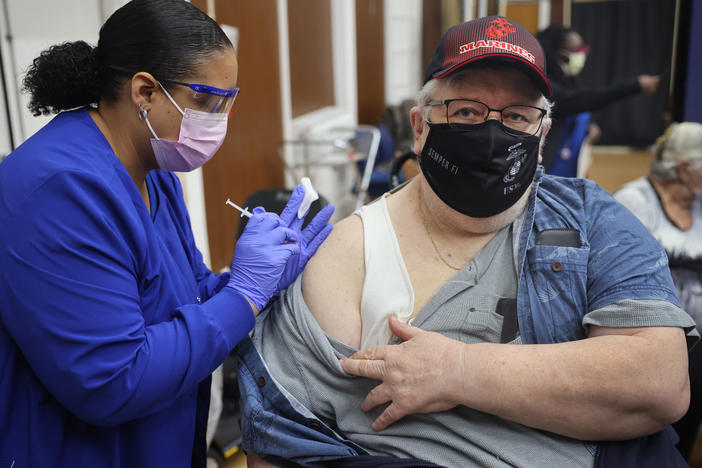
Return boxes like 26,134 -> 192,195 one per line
237,16 -> 697,468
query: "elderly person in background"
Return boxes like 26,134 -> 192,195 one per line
615,121 -> 702,461
237,17 -> 696,468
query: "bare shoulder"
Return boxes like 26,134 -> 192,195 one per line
301,213 -> 365,349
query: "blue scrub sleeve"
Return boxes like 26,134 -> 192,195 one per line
0,171 -> 254,427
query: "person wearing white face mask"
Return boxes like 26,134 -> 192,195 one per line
0,1 -> 333,466
615,121 -> 702,461
536,24 -> 661,173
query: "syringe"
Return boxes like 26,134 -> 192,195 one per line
225,198 -> 252,218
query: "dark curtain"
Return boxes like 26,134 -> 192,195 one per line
684,0 -> 702,122
572,0 -> 676,146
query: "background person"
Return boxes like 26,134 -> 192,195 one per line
0,0 -> 332,466
537,24 -> 660,174
615,121 -> 702,460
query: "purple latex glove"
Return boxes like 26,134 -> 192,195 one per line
227,207 -> 300,310
277,184 -> 335,291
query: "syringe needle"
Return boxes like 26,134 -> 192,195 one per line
225,198 -> 252,218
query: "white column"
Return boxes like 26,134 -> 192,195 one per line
384,0 -> 422,105
477,0 -> 488,18
463,0 -> 476,21
538,0 -> 551,30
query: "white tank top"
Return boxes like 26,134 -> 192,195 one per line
355,195 -> 415,349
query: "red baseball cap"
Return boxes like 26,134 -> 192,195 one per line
424,16 -> 552,97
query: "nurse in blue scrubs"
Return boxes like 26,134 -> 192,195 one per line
0,0 -> 333,466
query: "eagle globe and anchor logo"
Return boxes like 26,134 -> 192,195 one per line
486,17 -> 517,40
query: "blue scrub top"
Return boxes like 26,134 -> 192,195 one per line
0,109 -> 254,467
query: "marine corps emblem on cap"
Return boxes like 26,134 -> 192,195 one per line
486,17 -> 517,39
423,16 -> 552,97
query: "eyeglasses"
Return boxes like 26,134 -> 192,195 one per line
160,77 -> 239,115
110,65 -> 239,115
425,99 -> 547,136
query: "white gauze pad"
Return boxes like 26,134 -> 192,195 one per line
297,177 -> 319,219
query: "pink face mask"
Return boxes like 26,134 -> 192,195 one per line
140,84 -> 228,172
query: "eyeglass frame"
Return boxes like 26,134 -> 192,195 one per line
109,65 -> 239,99
424,98 -> 547,136
159,77 -> 239,99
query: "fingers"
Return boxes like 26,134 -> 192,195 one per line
339,355 -> 387,380
271,226 -> 299,245
301,204 -> 335,245
247,207 -> 281,231
360,382 -> 391,412
388,315 -> 422,341
305,224 -> 333,256
637,75 -> 660,95
347,344 -> 387,361
279,185 -> 305,226
279,242 -> 301,257
372,403 -> 406,431
359,383 -> 407,430
243,206 -> 265,227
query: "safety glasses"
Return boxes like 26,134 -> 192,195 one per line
159,77 -> 239,115
110,65 -> 239,115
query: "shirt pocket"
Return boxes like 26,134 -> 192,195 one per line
461,309 -> 504,343
526,245 -> 590,342
441,296 -> 504,344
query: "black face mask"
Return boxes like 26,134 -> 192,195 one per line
419,119 -> 540,218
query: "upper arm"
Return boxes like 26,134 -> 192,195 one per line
301,214 -> 365,348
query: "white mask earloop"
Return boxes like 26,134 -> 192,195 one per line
138,105 -> 160,141
158,83 -> 185,116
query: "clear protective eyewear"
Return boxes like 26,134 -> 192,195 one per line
425,99 -> 547,136
110,65 -> 239,115
159,77 -> 239,115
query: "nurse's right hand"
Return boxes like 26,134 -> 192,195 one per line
227,207 -> 300,311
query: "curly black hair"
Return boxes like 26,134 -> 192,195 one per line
22,0 -> 232,116
22,41 -> 98,116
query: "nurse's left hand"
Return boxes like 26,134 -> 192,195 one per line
277,184 -> 334,291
